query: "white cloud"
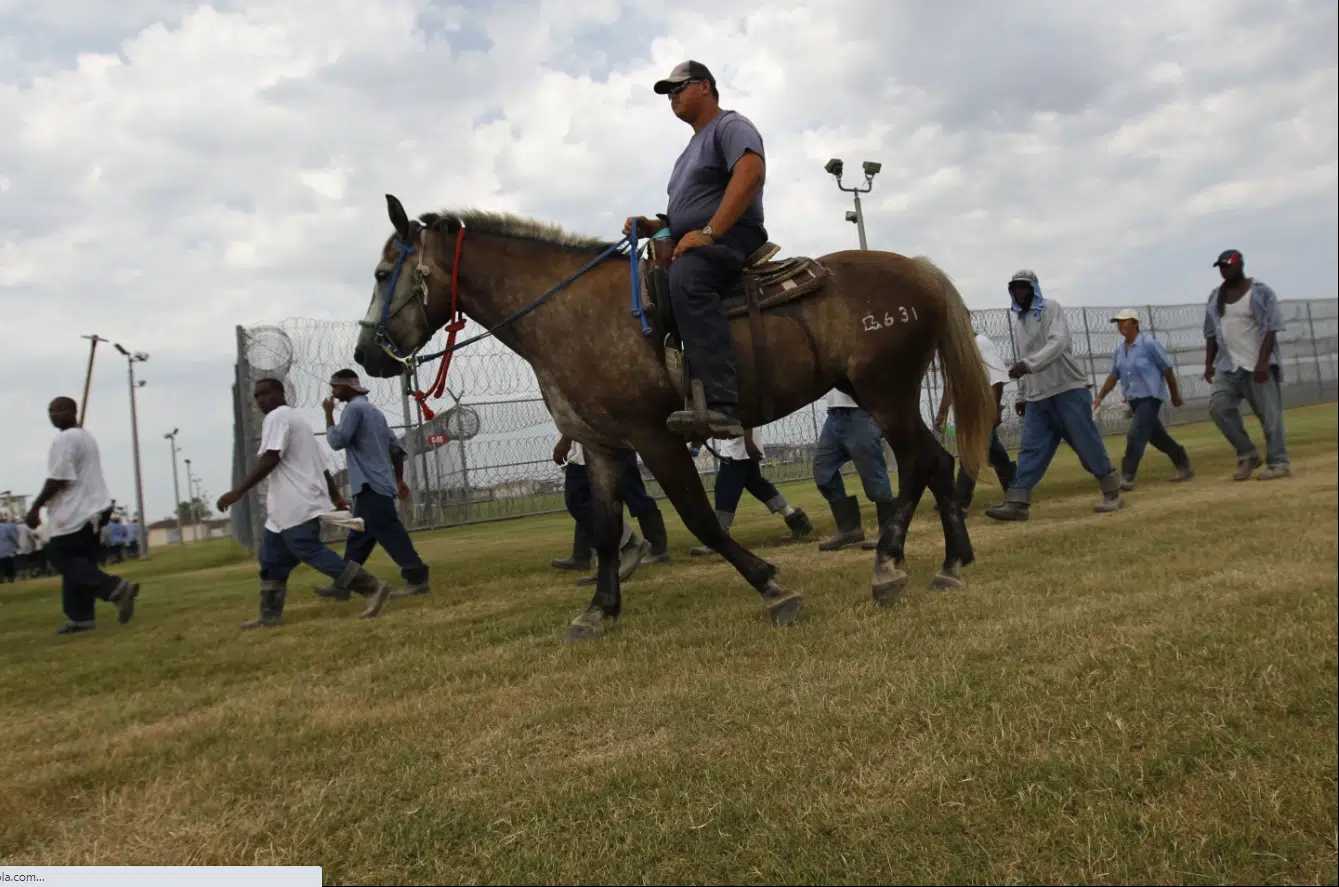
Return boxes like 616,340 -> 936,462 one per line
1,0 -> 1335,524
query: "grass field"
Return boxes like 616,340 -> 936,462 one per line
2,405 -> 1336,885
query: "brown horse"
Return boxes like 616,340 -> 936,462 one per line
354,195 -> 994,641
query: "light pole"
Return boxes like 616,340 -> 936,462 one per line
824,158 -> 881,251
113,343 -> 150,559
165,428 -> 184,545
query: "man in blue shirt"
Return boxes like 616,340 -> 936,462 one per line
316,369 -> 430,600
1092,309 -> 1193,489
624,60 -> 769,440
1202,249 -> 1290,480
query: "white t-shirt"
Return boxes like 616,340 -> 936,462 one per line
826,388 -> 859,409
1220,290 -> 1261,372
557,434 -> 585,466
258,405 -> 334,533
976,334 -> 1011,388
713,434 -> 763,461
44,427 -> 112,538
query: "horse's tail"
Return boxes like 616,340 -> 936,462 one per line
912,256 -> 992,480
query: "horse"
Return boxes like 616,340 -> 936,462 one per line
352,194 -> 994,642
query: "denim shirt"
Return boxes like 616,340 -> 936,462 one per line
324,395 -> 404,498
1203,281 -> 1285,379
1110,333 -> 1172,402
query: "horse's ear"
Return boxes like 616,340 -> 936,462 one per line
386,194 -> 411,239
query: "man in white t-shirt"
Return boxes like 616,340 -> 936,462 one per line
935,332 -> 1019,514
216,378 -> 394,628
811,389 -> 895,551
24,396 -> 139,634
688,429 -> 812,556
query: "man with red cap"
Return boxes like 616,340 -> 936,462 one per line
1202,250 -> 1291,480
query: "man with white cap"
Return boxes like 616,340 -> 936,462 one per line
315,368 -> 430,600
623,59 -> 769,440
985,270 -> 1126,521
1092,309 -> 1192,489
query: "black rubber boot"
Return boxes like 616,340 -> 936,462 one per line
551,521 -> 593,571
638,509 -> 671,564
782,508 -> 814,542
819,495 -> 865,551
985,488 -> 1031,521
242,580 -> 286,629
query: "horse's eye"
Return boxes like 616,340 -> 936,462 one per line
375,269 -> 389,282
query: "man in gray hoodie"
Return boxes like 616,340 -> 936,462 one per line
985,270 -> 1126,521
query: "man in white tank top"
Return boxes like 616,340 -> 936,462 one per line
810,388 -> 895,551
1203,249 -> 1290,480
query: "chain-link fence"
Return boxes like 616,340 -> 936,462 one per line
229,299 -> 1338,549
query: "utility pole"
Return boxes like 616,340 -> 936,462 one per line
113,343 -> 150,559
824,158 -> 882,251
78,334 -> 109,426
165,428 -> 184,545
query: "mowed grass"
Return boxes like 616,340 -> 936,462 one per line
1,405 -> 1335,885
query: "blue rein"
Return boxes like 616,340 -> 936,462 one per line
409,229 -> 654,368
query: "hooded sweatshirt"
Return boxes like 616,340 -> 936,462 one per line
1008,274 -> 1090,403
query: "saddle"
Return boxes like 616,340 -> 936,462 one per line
641,236 -> 830,434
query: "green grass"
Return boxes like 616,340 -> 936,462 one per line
1,405 -> 1336,886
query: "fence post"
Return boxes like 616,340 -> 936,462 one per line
399,371 -> 420,528
1306,301 -> 1324,401
1080,308 -> 1106,434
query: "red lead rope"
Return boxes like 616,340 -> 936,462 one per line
411,226 -> 467,422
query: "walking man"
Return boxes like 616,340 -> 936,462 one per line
25,396 -> 139,634
216,377 -> 393,628
624,60 -> 769,439
315,369 -> 431,600
1202,249 -> 1291,480
935,331 -> 1018,515
551,435 -> 667,586
985,270 -> 1126,520
811,389 -> 896,551
689,430 -> 812,556
1092,309 -> 1193,488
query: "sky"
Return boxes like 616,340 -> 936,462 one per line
2,0 -> 1336,525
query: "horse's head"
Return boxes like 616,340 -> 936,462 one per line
354,194 -> 463,378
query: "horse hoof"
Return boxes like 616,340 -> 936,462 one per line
564,607 -> 611,643
929,571 -> 966,591
761,582 -> 803,627
871,564 -> 908,606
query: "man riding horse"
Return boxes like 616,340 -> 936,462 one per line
623,60 -> 768,440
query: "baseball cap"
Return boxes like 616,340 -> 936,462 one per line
331,368 -> 369,394
1110,308 -> 1140,323
1213,249 -> 1243,268
1009,269 -> 1038,285
653,60 -> 716,95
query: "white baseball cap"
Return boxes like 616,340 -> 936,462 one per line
1110,308 -> 1140,323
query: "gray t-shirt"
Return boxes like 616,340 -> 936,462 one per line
665,109 -> 766,239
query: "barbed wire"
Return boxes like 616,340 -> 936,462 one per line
228,299 -> 1338,547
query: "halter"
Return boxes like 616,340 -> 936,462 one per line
373,221 -> 652,420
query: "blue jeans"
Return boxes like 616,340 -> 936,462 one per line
1013,388 -> 1115,491
714,458 -> 782,514
259,518 -> 349,584
342,490 -> 427,584
1123,397 -> 1188,479
563,453 -> 659,541
48,522 -> 122,623
1208,367 -> 1289,469
813,408 -> 894,503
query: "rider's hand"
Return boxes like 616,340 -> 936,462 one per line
623,216 -> 663,238
673,230 -> 713,260
553,439 -> 571,465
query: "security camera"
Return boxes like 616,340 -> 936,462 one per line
845,211 -> 858,223
824,158 -> 844,177
862,161 -> 882,177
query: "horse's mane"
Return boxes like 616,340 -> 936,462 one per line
419,209 -> 617,254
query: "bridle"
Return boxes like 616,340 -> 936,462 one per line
365,219 -> 467,367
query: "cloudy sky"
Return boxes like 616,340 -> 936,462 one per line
2,0 -> 1336,526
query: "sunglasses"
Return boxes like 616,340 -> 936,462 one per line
667,79 -> 703,97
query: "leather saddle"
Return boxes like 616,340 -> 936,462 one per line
641,235 -> 830,429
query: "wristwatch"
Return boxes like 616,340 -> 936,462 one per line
701,225 -> 714,240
